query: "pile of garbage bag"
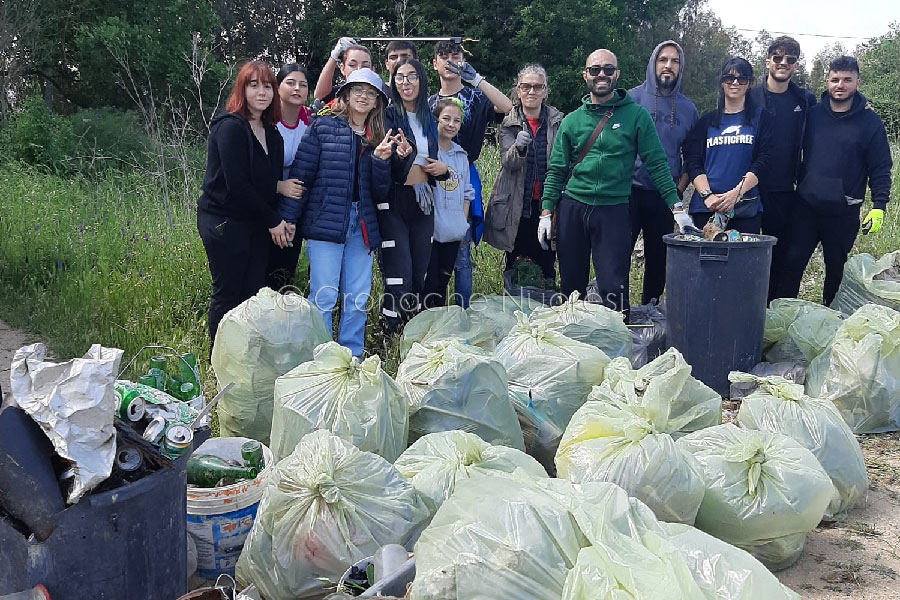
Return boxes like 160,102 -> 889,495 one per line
806,303 -> 900,433
527,291 -> 632,360
399,306 -> 496,359
270,342 -> 408,462
236,430 -> 429,600
731,372 -> 867,520
494,313 -> 609,431
763,298 -> 842,364
212,288 -> 331,444
396,340 -> 524,449
831,250 -> 900,316
678,424 -> 833,570
411,472 -> 798,600
729,361 -> 806,400
393,430 -> 546,514
467,294 -> 543,344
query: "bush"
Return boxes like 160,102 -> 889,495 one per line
70,108 -> 150,169
1,95 -> 76,173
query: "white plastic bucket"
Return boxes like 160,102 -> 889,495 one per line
186,437 -> 274,579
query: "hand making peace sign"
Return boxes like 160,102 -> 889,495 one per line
374,128 -> 396,160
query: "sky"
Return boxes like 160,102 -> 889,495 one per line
705,0 -> 899,63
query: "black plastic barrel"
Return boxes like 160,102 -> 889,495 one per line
0,452 -> 190,599
663,233 -> 776,396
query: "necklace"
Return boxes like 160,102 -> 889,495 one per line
350,125 -> 365,135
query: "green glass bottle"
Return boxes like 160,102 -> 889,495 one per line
187,455 -> 258,488
241,440 -> 265,471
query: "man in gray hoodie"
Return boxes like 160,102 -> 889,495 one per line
628,41 -> 699,305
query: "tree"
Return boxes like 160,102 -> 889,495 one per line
809,41 -> 848,94
858,22 -> 900,137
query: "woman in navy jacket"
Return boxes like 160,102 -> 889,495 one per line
684,57 -> 773,234
281,68 -> 405,357
198,61 -> 290,344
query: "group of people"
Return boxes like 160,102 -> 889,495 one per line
197,34 -> 893,357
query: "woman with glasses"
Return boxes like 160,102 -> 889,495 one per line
280,68 -> 403,358
484,64 -> 563,282
683,57 -> 773,234
377,58 -> 449,334
266,63 -> 313,292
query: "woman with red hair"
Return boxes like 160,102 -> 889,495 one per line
197,60 -> 292,344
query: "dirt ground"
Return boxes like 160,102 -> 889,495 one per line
2,319 -> 898,599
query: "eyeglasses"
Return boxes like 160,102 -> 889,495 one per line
771,54 -> 798,65
721,75 -> 751,85
517,83 -> 546,93
349,85 -> 379,99
585,65 -> 617,77
394,72 -> 419,84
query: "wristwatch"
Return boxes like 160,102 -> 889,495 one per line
699,189 -> 713,200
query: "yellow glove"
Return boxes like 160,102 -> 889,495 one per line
863,208 -> 884,234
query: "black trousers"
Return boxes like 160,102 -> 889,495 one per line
629,186 -> 673,305
265,239 -> 302,293
505,205 -> 556,280
376,185 -> 435,333
691,212 -> 762,234
423,240 -> 462,308
556,195 -> 631,319
761,189 -> 799,302
198,211 -> 268,344
777,200 -> 860,306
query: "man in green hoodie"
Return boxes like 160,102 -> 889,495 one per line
538,49 -> 691,319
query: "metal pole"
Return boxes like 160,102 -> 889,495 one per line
356,36 -> 471,44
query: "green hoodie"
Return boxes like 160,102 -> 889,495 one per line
541,90 -> 679,210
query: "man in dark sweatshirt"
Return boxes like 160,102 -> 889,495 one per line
778,56 -> 893,305
628,40 -> 699,305
749,36 -> 817,301
539,49 -> 691,320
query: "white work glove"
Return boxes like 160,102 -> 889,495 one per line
331,37 -> 357,62
673,209 -> 694,233
444,61 -> 484,87
537,213 -> 552,250
515,129 -> 532,152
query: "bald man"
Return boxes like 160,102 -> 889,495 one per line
539,49 -> 690,320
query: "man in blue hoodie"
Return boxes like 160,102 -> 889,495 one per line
778,56 -> 893,305
627,41 -> 699,305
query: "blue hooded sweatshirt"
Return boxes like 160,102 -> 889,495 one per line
628,41 -> 699,191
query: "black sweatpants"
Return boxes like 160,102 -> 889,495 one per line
505,207 -> 556,280
629,186 -> 673,305
761,189 -> 799,302
265,239 -> 302,293
691,212 -> 762,234
423,240 -> 462,308
556,195 -> 631,319
376,185 -> 434,333
198,211 -> 268,344
777,200 -> 860,306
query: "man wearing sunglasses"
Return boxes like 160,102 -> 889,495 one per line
627,40 -> 699,306
749,36 -> 817,301
778,56 -> 893,306
540,49 -> 685,320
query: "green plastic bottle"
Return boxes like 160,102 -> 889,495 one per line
186,455 -> 258,488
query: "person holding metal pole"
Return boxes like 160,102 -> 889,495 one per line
314,38 -> 374,107
429,39 -> 513,308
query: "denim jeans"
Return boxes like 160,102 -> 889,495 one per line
306,203 -> 372,357
453,164 -> 481,308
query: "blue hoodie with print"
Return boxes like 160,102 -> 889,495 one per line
628,40 -> 699,190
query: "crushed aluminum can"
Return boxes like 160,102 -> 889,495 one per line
143,415 -> 167,444
115,447 -> 143,472
161,424 -> 193,459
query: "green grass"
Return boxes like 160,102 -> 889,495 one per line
1,141 -> 899,390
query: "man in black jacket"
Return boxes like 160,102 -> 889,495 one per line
749,36 -> 817,301
777,56 -> 893,305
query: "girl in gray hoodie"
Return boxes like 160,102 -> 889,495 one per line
423,98 -> 475,308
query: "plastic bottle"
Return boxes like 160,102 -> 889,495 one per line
373,544 -> 409,583
186,455 -> 258,488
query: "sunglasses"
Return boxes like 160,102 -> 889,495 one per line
517,83 -> 546,93
585,65 -> 617,77
721,75 -> 751,85
771,54 -> 798,65
393,72 -> 419,84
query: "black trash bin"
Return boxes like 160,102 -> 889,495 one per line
663,233 -> 776,396
0,448 -> 193,599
